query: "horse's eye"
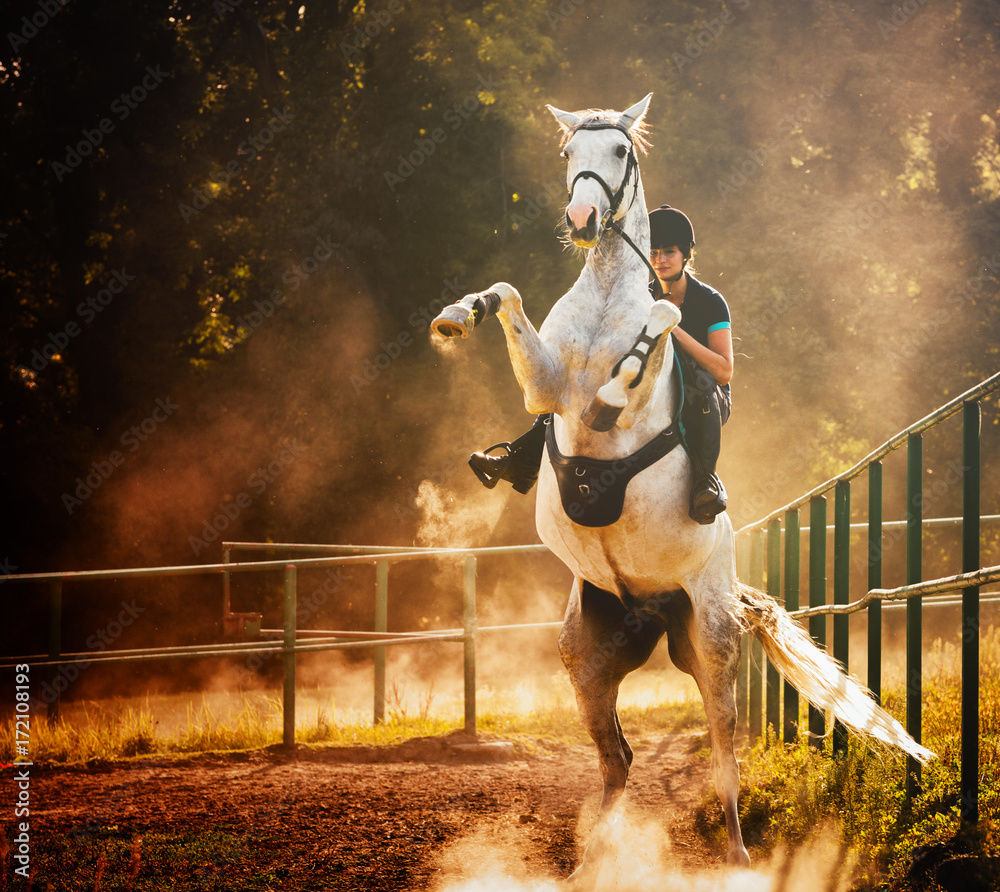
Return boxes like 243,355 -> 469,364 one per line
561,150 -> 569,159
615,144 -> 628,159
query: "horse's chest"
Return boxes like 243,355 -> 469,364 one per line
536,455 -> 705,597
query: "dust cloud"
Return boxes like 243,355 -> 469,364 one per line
415,480 -> 509,548
431,812 -> 851,892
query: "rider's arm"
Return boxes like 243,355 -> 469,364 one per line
672,325 -> 733,386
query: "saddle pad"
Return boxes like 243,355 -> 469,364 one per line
545,422 -> 682,528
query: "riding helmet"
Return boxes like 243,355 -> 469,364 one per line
649,205 -> 695,251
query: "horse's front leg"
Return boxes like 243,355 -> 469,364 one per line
431,282 -> 564,415
582,299 -> 681,431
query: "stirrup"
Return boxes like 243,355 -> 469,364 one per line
689,474 -> 727,524
468,442 -> 513,490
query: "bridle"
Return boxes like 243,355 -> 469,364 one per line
565,120 -> 665,299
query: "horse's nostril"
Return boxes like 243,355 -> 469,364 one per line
588,208 -> 596,227
565,212 -> 573,229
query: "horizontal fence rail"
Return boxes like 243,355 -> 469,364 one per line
735,371 -> 1000,536
1,543 -> 561,742
735,372 -> 1000,825
788,566 -> 1000,619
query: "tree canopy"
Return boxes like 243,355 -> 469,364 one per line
3,0 -> 999,657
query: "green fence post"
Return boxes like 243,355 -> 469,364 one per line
809,496 -> 827,750
906,434 -> 923,800
833,481 -> 851,755
783,509 -> 800,743
283,564 -> 297,748
868,461 -> 883,703
962,401 -> 981,825
374,561 -> 388,725
766,518 -> 782,736
463,554 -> 477,735
749,529 -> 765,742
48,580 -> 62,721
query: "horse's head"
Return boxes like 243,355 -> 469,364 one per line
548,94 -> 652,248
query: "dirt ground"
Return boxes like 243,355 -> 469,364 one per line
15,728 -> 728,890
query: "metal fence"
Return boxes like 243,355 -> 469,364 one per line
0,544 -> 561,746
734,371 -> 1000,823
5,373 -> 999,822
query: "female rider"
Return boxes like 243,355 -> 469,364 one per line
469,205 -> 733,525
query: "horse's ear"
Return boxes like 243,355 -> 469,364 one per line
617,93 -> 653,131
547,104 -> 582,132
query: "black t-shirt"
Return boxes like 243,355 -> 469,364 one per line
650,273 -> 732,399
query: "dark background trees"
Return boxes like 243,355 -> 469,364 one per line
3,0 -> 999,685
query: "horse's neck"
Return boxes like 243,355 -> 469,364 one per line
559,194 -> 681,450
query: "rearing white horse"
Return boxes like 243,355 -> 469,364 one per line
431,94 -> 931,878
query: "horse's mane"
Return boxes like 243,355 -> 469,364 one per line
559,108 -> 652,156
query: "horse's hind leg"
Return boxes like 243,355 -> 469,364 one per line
665,592 -> 750,867
558,578 -> 665,877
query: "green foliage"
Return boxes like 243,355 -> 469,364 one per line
3,824 -> 292,891
697,626 -> 1000,890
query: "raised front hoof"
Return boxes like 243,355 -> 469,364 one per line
581,397 -> 624,432
430,302 -> 475,338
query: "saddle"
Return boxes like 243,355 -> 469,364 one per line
545,421 -> 682,528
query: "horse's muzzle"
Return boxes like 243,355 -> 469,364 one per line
567,209 -> 600,247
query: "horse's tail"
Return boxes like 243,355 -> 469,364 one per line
734,582 -> 935,764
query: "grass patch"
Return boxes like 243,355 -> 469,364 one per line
696,626 -> 1000,890
0,686 -> 709,764
0,824 -> 294,891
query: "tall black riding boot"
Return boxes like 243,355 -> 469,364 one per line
680,364 -> 728,524
468,414 -> 549,494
